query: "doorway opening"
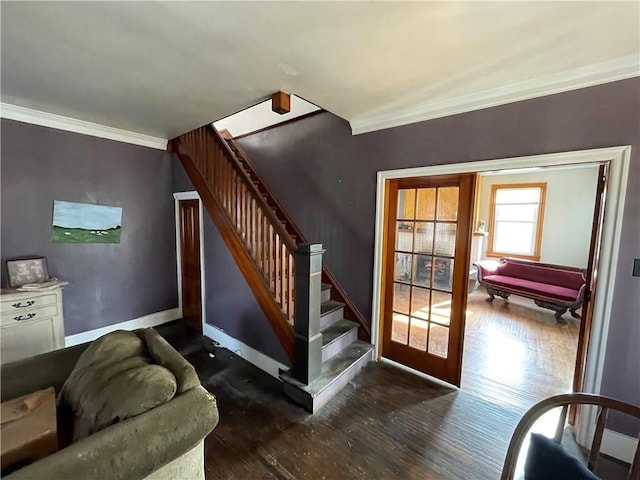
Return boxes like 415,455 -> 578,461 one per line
461,163 -> 601,412
174,192 -> 206,333
371,146 -> 630,445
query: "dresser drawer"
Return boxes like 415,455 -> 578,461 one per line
0,294 -> 58,314
1,304 -> 59,327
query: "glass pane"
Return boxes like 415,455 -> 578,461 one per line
416,188 -> 436,220
398,189 -> 416,220
409,317 -> 428,351
413,254 -> 432,288
433,257 -> 453,292
428,324 -> 449,358
495,222 -> 535,254
430,290 -> 452,326
394,253 -> 412,282
415,222 -> 434,254
496,204 -> 538,222
434,223 -> 456,256
393,282 -> 410,314
411,286 -> 430,321
496,187 -> 540,204
396,222 -> 414,252
391,313 -> 409,345
436,187 -> 459,221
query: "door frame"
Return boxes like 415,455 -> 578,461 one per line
370,146 -> 631,447
174,191 -> 206,332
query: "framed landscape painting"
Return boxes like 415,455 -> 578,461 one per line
52,200 -> 123,243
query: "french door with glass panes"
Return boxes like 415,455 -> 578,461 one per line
381,174 -> 475,386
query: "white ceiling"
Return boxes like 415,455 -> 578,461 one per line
1,2 -> 638,141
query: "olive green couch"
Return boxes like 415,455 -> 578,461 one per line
1,329 -> 219,480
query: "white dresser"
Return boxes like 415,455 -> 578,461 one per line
0,287 -> 65,364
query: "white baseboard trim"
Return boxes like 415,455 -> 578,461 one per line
65,308 -> 181,347
203,323 -> 288,380
601,428 -> 638,464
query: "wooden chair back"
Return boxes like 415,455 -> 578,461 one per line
501,393 -> 640,480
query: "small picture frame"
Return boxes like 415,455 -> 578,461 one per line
6,257 -> 49,288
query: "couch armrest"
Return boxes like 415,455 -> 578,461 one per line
473,260 -> 499,282
1,344 -> 88,402
5,385 -> 219,480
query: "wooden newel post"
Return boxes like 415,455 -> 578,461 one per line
293,243 -> 325,385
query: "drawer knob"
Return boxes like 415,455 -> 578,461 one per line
12,300 -> 36,309
14,313 -> 36,321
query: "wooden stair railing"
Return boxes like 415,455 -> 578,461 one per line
219,130 -> 371,341
169,125 -> 299,361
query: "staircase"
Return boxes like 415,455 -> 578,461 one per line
281,283 -> 373,412
168,125 -> 372,412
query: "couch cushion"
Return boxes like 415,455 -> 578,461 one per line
525,433 -> 600,480
483,274 -> 580,303
58,330 -> 177,441
499,260 -> 585,290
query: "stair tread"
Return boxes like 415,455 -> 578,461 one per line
321,319 -> 359,347
321,283 -> 331,291
321,300 -> 344,317
281,341 -> 373,396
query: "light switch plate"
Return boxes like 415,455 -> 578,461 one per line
633,259 -> 640,277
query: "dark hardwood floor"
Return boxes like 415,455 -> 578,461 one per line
156,320 -> 629,480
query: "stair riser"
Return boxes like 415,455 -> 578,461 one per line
309,349 -> 373,413
321,287 -> 331,304
320,306 -> 344,330
322,328 -> 358,363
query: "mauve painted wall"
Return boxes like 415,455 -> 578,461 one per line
1,119 -> 178,335
171,160 -> 290,365
238,79 -> 640,427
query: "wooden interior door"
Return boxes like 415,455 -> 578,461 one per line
381,174 -> 475,385
179,199 -> 202,332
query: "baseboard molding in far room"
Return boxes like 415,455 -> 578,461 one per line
601,428 -> 639,465
202,323 -> 289,380
64,307 -> 181,347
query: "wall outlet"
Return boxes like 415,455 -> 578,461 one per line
633,259 -> 640,277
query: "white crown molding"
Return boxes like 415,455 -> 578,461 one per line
0,103 -> 168,150
350,55 -> 640,135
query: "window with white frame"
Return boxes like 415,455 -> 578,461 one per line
487,183 -> 546,260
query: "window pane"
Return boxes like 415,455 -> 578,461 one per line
495,204 -> 538,222
411,286 -> 430,321
413,254 -> 432,287
434,223 -> 456,256
394,253 -> 412,282
393,282 -> 410,314
416,188 -> 436,220
430,290 -> 452,326
396,222 -> 414,252
391,313 -> 409,345
437,187 -> 458,221
398,189 -> 416,219
415,222 -> 434,254
428,324 -> 449,358
433,257 -> 453,292
495,187 -> 540,204
409,317 -> 428,351
494,222 -> 535,254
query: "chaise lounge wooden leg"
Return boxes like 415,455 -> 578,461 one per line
534,299 -> 568,324
569,308 -> 581,319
